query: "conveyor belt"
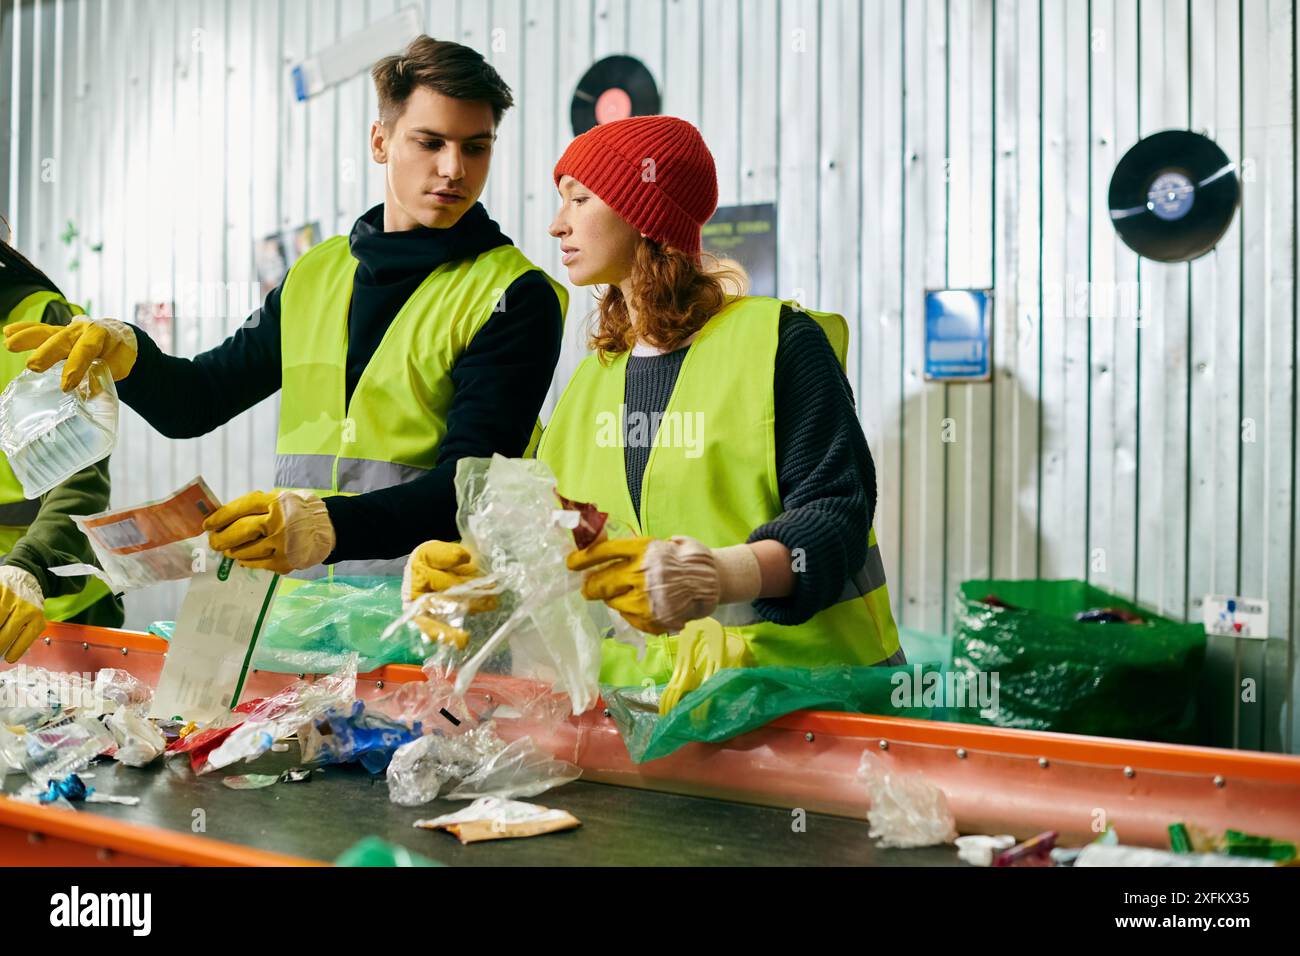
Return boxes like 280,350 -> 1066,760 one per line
3,750 -> 962,866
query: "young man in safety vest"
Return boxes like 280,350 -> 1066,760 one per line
0,238 -> 124,662
6,36 -> 566,581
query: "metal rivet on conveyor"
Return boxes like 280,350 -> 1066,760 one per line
43,637 -> 51,646
956,748 -> 967,759
804,732 -> 815,743
1213,775 -> 1226,789
485,695 -> 493,703
1123,766 -> 1135,778
602,709 -> 610,718
297,674 -> 305,679
1038,757 -> 1049,769
375,680 -> 385,689
81,642 -> 89,651
878,739 -> 888,750
120,647 -> 128,656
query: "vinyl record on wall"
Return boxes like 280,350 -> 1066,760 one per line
570,55 -> 660,136
1108,129 -> 1239,263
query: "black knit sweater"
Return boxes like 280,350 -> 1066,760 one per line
624,306 -> 878,626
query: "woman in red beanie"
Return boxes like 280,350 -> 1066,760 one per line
406,115 -> 902,701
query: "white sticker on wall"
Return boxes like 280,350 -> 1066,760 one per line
1202,595 -> 1269,640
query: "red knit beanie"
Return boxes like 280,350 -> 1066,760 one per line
553,116 -> 718,256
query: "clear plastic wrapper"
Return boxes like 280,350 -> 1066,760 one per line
202,654 -> 358,773
92,667 -> 153,714
386,455 -> 605,713
298,700 -> 422,774
13,714 -> 115,789
857,750 -> 957,849
0,359 -> 118,498
0,664 -> 95,729
104,707 -> 167,767
386,720 -> 580,806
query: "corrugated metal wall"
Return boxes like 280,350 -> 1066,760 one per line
1,0 -> 1296,752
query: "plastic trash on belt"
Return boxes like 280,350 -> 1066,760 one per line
387,455 -> 604,714
104,708 -> 167,768
202,654 -> 359,774
0,358 -> 118,498
298,699 -> 422,774
11,714 -> 115,793
385,720 -> 580,806
857,750 -> 957,849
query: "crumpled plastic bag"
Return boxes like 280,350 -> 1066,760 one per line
388,455 -> 605,714
104,707 -> 167,767
857,750 -> 957,849
201,654 -> 359,774
385,720 -> 580,806
299,700 -> 423,774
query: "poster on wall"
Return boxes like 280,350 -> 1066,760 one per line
255,222 -> 321,297
133,301 -> 175,354
702,203 -> 777,298
923,289 -> 992,382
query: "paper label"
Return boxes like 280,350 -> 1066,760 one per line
149,558 -> 280,723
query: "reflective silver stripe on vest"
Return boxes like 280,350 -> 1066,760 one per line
837,540 -> 888,603
287,555 -> 408,581
0,498 -> 41,526
336,458 -> 429,495
274,453 -> 335,490
274,455 -> 429,494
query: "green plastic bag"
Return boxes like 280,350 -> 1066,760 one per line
952,579 -> 1205,742
602,659 -> 943,764
251,577 -> 428,673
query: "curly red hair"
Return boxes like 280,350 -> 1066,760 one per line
590,239 -> 747,361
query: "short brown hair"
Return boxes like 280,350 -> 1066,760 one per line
372,36 -> 514,127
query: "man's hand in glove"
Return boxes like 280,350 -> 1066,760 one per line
204,490 -> 335,575
4,317 -> 137,391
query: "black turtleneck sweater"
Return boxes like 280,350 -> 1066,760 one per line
117,202 -> 564,562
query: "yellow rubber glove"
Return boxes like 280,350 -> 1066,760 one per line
3,317 -> 138,391
0,565 -> 47,664
566,536 -> 762,635
401,540 -> 497,650
203,490 -> 336,575
658,617 -> 753,715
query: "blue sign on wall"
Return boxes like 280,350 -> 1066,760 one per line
924,289 -> 993,381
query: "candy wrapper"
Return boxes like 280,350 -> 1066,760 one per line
555,494 -> 608,549
414,796 -> 581,844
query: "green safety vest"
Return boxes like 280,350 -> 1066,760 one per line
0,291 -> 112,621
538,295 -> 901,686
275,235 -> 568,580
